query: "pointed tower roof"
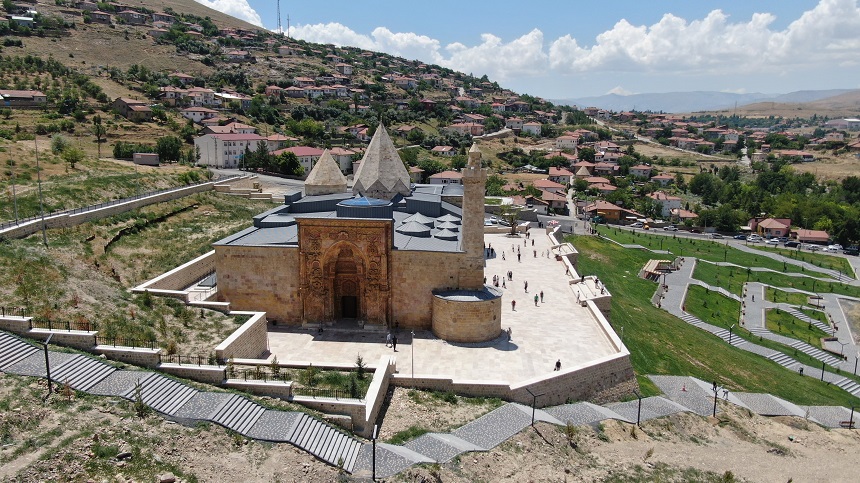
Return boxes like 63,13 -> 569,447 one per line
304,149 -> 347,196
352,124 -> 411,200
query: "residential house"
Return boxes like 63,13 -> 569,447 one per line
538,190 -> 567,214
429,170 -> 463,185
777,150 -> 815,162
151,12 -> 174,24
671,208 -> 698,224
522,122 -> 541,136
225,50 -> 250,62
825,118 -> 860,131
629,164 -> 652,178
444,123 -> 484,137
583,200 -> 625,221
89,10 -> 112,24
265,133 -> 297,152
116,9 -> 147,25
293,76 -> 316,87
793,229 -> 830,244
825,132 -> 844,142
278,45 -> 297,56
548,167 -> 574,185
112,97 -> 152,121
194,133 -> 265,168
409,166 -> 425,184
148,28 -> 169,39
180,106 -> 218,123
184,87 -> 217,107
650,173 -> 674,187
555,135 -> 579,150
462,113 -> 486,125
593,162 -> 619,177
647,191 -> 682,218
572,161 -> 595,177
505,117 -> 524,131
754,218 -> 791,238
264,85 -> 284,98
77,1 -> 98,11
430,146 -> 457,157
532,179 -> 566,195
169,72 -> 195,85
525,196 -> 550,215
583,176 -> 611,185
394,76 -> 418,89
274,146 -> 325,173
335,63 -> 353,75
590,183 -> 617,194
0,89 -> 47,107
328,147 -> 356,173
214,91 -> 252,110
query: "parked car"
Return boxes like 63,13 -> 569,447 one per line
777,237 -> 789,243
631,222 -> 644,228
733,234 -> 747,240
747,235 -> 763,242
828,244 -> 843,251
823,246 -> 839,253
844,246 -> 860,256
708,233 -> 723,239
663,225 -> 678,231
765,238 -> 779,245
784,241 -> 800,248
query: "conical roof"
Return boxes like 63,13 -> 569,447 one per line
436,221 -> 459,231
437,214 -> 461,224
352,124 -> 411,200
403,212 -> 435,226
304,149 -> 347,196
396,220 -> 431,237
434,229 -> 458,241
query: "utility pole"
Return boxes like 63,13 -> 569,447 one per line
34,137 -> 48,248
276,0 -> 282,35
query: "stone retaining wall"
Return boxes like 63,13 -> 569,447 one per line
214,312 -> 268,360
159,363 -> 225,384
133,251 -> 216,292
225,379 -> 293,399
94,346 -> 161,368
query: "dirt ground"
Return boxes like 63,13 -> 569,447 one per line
4,375 -> 860,482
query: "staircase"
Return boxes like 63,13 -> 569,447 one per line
0,332 -> 39,370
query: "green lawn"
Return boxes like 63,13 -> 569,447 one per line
765,287 -> 809,306
692,261 -> 860,298
748,245 -> 855,278
570,235 -> 860,407
595,226 -> 833,279
765,309 -> 829,349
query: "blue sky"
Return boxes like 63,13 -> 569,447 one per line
195,0 -> 860,99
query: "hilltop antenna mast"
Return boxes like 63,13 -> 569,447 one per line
287,15 -> 290,38
277,0 -> 282,35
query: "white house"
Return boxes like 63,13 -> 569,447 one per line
181,107 -> 218,123
647,191 -> 682,218
429,170 -> 463,185
522,122 -> 542,136
194,133 -> 265,168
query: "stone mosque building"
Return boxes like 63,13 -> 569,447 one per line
213,125 -> 502,342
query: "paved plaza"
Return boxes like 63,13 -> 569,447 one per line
266,227 -> 618,384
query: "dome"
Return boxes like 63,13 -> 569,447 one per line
434,229 -> 458,241
339,196 -> 391,207
402,212 -> 435,226
396,221 -> 432,237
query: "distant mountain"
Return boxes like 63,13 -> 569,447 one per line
551,89 -> 856,114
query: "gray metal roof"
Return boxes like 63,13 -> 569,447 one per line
396,221 -> 432,237
434,229 -> 458,241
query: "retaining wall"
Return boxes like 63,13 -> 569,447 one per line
214,312 -> 269,360
133,251 -> 216,292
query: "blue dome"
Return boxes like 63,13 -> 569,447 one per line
340,196 -> 390,207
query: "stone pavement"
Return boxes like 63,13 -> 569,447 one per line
2,330 -> 857,479
267,227 -> 618,386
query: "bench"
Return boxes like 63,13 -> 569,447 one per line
839,421 -> 855,429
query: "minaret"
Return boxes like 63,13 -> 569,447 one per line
459,143 -> 487,290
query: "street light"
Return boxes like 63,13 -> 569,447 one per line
371,424 -> 378,481
525,388 -> 544,426
728,324 -> 735,346
410,330 -> 415,379
41,333 -> 54,401
838,341 -> 848,357
854,353 -> 859,377
633,390 -> 643,427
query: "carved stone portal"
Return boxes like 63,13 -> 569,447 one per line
298,218 -> 391,325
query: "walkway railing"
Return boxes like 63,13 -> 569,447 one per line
293,386 -> 354,399
161,353 -> 223,366
30,318 -> 97,332
230,368 -> 291,383
95,335 -> 158,349
0,174 -> 240,230
0,307 -> 29,318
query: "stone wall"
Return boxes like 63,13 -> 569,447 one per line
390,250 -> 467,330
94,346 -> 161,368
214,312 -> 269,360
159,364 -> 225,384
29,329 -> 96,350
225,379 -> 293,399
431,293 -> 502,343
215,245 -> 302,324
362,355 -> 396,437
134,251 -> 216,292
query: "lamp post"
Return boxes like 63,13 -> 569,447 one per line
821,360 -> 826,381
371,424 -> 378,481
410,330 -> 415,379
41,333 -> 54,401
712,380 -> 719,417
525,388 -> 544,426
854,354 -> 858,377
728,324 -> 735,346
838,341 -> 848,357
633,390 -> 643,427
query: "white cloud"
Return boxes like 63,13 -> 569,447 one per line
607,86 -> 633,96
231,0 -> 860,94
194,0 -> 263,27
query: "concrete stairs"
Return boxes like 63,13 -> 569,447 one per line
784,307 -> 831,333
0,332 -> 40,370
211,394 -> 266,435
121,372 -> 198,415
49,354 -> 116,391
287,413 -> 362,470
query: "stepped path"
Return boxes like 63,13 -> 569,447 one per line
2,330 -> 858,479
658,259 -> 860,397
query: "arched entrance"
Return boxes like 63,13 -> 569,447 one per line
331,246 -> 363,321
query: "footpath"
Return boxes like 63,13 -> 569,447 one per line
1,330 -> 857,479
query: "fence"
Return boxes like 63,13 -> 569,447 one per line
0,175 -> 240,231
230,368 -> 291,383
292,386 -> 355,399
94,335 -> 158,349
30,318 -> 97,332
161,353 -> 223,366
0,307 -> 28,318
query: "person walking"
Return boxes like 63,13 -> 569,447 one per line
534,294 -> 539,306
524,281 -> 528,292
554,359 -> 561,371
540,290 -> 544,303
511,300 -> 516,311
502,278 -> 506,288
385,332 -> 392,347
392,335 -> 398,352
517,253 -> 521,262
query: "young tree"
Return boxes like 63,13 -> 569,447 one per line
62,146 -> 85,169
497,204 -> 522,236
91,115 -> 106,159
